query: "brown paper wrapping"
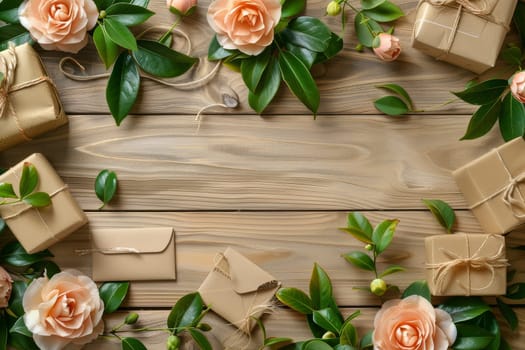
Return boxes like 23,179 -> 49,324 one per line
0,153 -> 87,253
412,0 -> 517,73
425,233 -> 506,296
0,44 -> 67,151
453,137 -> 525,234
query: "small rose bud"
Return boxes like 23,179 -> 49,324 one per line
197,323 -> 212,331
365,244 -> 373,251
326,1 -> 341,16
322,331 -> 336,339
372,33 -> 401,62
370,278 -> 387,296
510,71 -> 525,103
167,0 -> 197,16
125,312 -> 139,325
99,10 -> 106,19
166,335 -> 181,350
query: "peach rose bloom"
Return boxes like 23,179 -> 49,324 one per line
23,270 -> 104,350
373,295 -> 457,350
373,33 -> 401,62
0,266 -> 12,308
207,0 -> 281,55
167,0 -> 197,14
19,0 -> 99,53
510,71 -> 525,103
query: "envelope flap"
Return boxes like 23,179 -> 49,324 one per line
223,248 -> 278,294
91,227 -> 174,254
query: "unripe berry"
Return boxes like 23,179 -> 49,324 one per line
370,278 -> 387,296
326,1 -> 341,16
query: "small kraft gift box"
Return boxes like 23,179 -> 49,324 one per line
412,0 -> 517,73
0,43 -> 67,151
0,153 -> 87,253
425,233 -> 507,296
453,137 -> 525,234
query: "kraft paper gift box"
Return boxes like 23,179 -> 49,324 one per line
0,43 -> 67,151
198,248 -> 280,333
412,0 -> 517,74
453,137 -> 525,234
0,153 -> 87,253
90,227 -> 176,281
425,233 -> 507,296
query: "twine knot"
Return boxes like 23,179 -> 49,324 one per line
427,0 -> 494,14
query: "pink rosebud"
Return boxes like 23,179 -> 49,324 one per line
510,71 -> 525,103
373,33 -> 401,62
0,267 -> 12,308
167,0 -> 197,15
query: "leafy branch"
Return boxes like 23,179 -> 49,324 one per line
0,163 -> 51,208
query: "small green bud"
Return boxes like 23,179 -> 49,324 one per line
355,43 -> 364,52
197,323 -> 212,331
365,244 -> 373,251
166,335 -> 181,350
370,278 -> 387,296
322,331 -> 336,339
326,1 -> 341,16
99,10 -> 107,18
124,312 -> 139,325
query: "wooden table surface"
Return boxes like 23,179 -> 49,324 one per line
2,0 -> 525,348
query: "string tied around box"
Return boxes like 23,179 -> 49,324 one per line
75,247 -> 141,256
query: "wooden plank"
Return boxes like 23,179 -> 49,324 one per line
86,307 -> 525,349
42,0 -> 513,115
0,114 -> 506,210
40,211 -> 525,307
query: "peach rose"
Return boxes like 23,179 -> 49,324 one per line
167,0 -> 197,15
510,71 -> 525,103
19,0 -> 99,53
23,270 -> 104,350
0,266 -> 12,308
373,33 -> 401,62
373,295 -> 457,350
207,0 -> 281,55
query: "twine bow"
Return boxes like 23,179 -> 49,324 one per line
427,234 -> 507,295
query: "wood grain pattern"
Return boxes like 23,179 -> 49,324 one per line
0,114 -> 508,210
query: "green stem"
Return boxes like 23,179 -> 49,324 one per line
0,199 -> 22,206
344,1 -> 378,37
111,321 -> 126,333
412,97 -> 459,113
158,17 -> 182,44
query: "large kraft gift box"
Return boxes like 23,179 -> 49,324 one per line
0,43 -> 67,151
453,137 -> 525,234
0,153 -> 87,253
412,0 -> 517,73
425,233 -> 507,296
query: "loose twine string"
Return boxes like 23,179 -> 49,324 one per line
74,246 -> 141,256
426,234 -> 508,295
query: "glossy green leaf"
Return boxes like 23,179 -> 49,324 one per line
513,2 -> 525,48
0,242 -> 52,267
94,0 -> 114,11
241,48 -> 271,92
281,0 -> 305,18
454,325 -> 494,350
376,83 -> 414,110
8,281 -> 27,317
0,183 -> 16,199
347,212 -> 373,239
127,0 -> 149,7
310,263 -> 333,310
286,43 -> 317,68
0,0 -> 23,23
402,280 -> 431,301
122,337 -> 147,350
22,192 -> 51,208
340,320 -> 358,346
278,50 -> 320,115
0,219 -> 5,234
314,32 -> 343,64
9,317 -> 31,337
354,13 -> 383,47
343,251 -> 374,271
0,23 -> 32,51
303,340 -> 333,350
19,163 -> 38,198
29,260 -> 61,279
506,282 -> 525,299
265,337 -> 293,347
474,312 -> 500,350
208,35 -> 235,60
379,265 -> 405,278
133,40 -> 197,78
307,314 -> 326,338
189,329 -> 212,350
9,333 -> 38,350
280,17 -> 331,52
248,55 -> 281,114
500,93 -> 525,142
95,169 -> 118,206
104,18 -> 137,51
362,1 -> 404,22
313,308 -> 342,334
439,297 -> 491,322
167,292 -> 204,332
372,219 -> 398,254
501,46 -> 522,67
360,330 -> 373,349
105,3 -> 154,26
453,79 -> 507,105
374,96 -> 409,116
159,33 -> 173,47
99,282 -> 130,314
422,199 -> 456,233
361,0 -> 386,10
276,288 -> 314,314
461,100 -> 501,140
106,52 -> 140,126
93,24 -> 120,69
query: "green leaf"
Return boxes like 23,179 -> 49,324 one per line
0,23 -> 32,51
474,312 -> 500,350
281,0 -> 305,18
105,3 -> 154,26
354,13 -> 383,48
9,333 -> 38,350
376,84 -> 414,110
314,32 -> 343,64
501,46 -> 522,67
506,282 -> 525,299
208,35 -> 235,60
374,96 -> 409,116
340,320 -> 358,346
106,52 -> 140,126
345,212 -> 373,240
422,199 -> 456,233
310,263 -> 333,310
280,17 -> 331,52
248,55 -> 281,114
167,292 -> 204,333
188,329 -> 212,350
0,242 -> 52,267
93,24 -> 120,69
9,318 -> 31,337
276,288 -> 314,314
513,2 -> 525,48
379,265 -> 405,278
453,79 -> 507,105
307,314 -> 326,338
103,18 -> 138,51
94,0 -> 114,11
29,260 -> 61,279
122,337 -> 148,350
19,163 -> 38,198
402,280 -> 431,301
461,99 -> 501,140
439,297 -> 491,322
371,219 -> 398,254
278,50 -> 320,115
0,219 -> 5,234
360,330 -> 373,349
241,48 -> 271,92
362,1 -> 404,22
361,0 -> 386,10
133,40 -> 198,78
312,308 -> 343,334
159,33 -> 173,47
0,315 -> 6,350
343,251 -> 374,271
286,43 -> 317,68
303,340 -> 333,350
95,169 -> 118,206
8,281 -> 27,317
265,337 -> 293,347
500,93 -> 525,142
0,183 -> 16,199
22,192 -> 51,208
99,282 -> 130,314
454,325 -> 494,350
0,0 -> 23,23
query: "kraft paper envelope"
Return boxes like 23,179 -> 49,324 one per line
198,248 -> 280,333
91,227 -> 176,281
